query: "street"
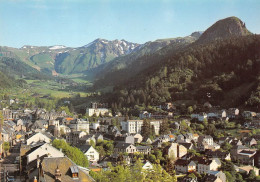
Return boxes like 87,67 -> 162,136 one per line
0,144 -> 23,182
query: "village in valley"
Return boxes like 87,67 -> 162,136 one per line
0,99 -> 260,182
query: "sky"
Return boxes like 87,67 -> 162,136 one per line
0,0 -> 260,48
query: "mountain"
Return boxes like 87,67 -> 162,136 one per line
197,16 -> 251,44
54,39 -> 140,74
99,17 -> 260,109
92,32 -> 201,89
0,45 -> 72,75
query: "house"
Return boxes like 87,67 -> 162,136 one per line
178,142 -> 194,150
66,131 -> 87,145
235,150 -> 257,165
230,145 -> 249,160
205,171 -> 226,182
198,135 -> 214,151
242,111 -> 256,118
136,146 -> 151,155
165,143 -> 188,159
114,143 -> 137,154
156,135 -> 171,143
26,143 -> 64,164
115,135 -> 135,144
79,134 -> 96,145
26,132 -> 51,145
197,158 -> 221,174
133,134 -> 143,143
227,108 -> 239,118
142,161 -> 153,170
68,119 -> 89,133
238,165 -> 259,176
30,120 -> 49,132
243,137 -> 257,146
80,145 -> 99,162
205,150 -> 231,161
152,139 -> 164,148
95,133 -> 103,142
174,159 -> 196,173
142,137 -> 152,144
38,156 -> 94,182
59,124 -> 71,134
86,102 -> 110,117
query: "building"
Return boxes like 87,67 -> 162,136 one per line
136,146 -> 151,155
114,143 -> 137,154
26,132 -> 51,145
26,143 -> 64,164
197,158 -> 221,174
38,157 -> 94,182
66,131 -> 87,145
121,120 -> 161,135
68,119 -> 89,133
175,159 -> 196,173
165,143 -> 188,159
86,102 -> 110,117
80,145 -> 100,162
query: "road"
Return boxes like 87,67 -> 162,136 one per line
0,144 -> 23,182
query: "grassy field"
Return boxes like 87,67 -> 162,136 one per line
25,79 -> 90,98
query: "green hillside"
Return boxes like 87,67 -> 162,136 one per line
107,34 -> 260,109
93,33 -> 200,89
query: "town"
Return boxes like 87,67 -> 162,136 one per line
0,100 -> 260,182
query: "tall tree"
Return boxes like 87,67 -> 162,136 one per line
159,119 -> 170,135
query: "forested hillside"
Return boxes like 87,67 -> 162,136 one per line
107,34 -> 260,109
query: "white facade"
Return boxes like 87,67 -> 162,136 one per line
26,132 -> 51,145
84,146 -> 99,162
69,119 -> 89,133
86,108 -> 109,117
121,120 -> 160,135
27,143 -> 64,164
197,159 -> 221,174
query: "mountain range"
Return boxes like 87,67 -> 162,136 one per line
0,16 -> 259,108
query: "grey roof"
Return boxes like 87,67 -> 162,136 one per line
79,145 -> 92,153
115,143 -> 133,149
136,146 -> 151,150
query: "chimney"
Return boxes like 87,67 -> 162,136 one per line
55,165 -> 62,181
37,155 -> 40,168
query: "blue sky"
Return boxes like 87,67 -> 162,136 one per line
1,0 -> 260,48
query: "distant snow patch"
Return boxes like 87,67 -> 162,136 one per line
49,45 -> 66,50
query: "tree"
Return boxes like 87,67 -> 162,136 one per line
3,142 -> 10,155
247,170 -> 256,181
52,139 -> 89,167
159,119 -> 170,135
187,106 -> 193,114
141,119 -> 151,138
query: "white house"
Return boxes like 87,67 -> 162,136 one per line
80,145 -> 99,162
68,119 -> 89,133
197,158 -> 221,174
26,143 -> 64,164
26,132 -> 51,145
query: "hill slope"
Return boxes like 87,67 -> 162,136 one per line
100,17 -> 260,109
93,32 -> 201,89
54,39 -> 140,74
